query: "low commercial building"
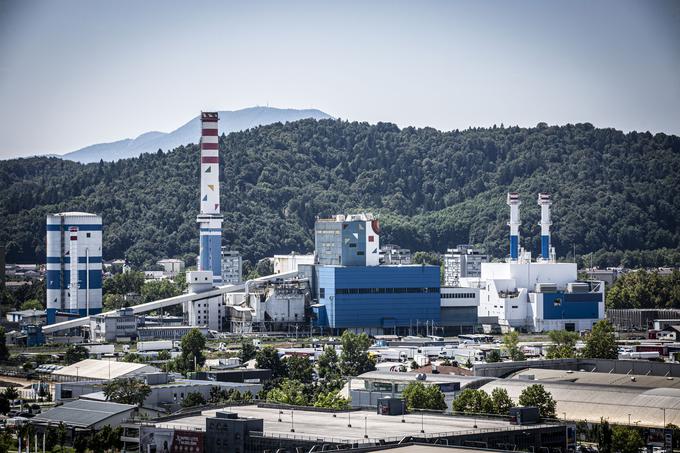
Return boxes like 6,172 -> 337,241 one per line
51,359 -> 159,382
89,307 -> 138,342
5,309 -> 46,325
350,370 -> 494,410
32,399 -> 136,435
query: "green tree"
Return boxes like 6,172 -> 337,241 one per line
502,331 -> 525,361
546,330 -> 579,359
451,388 -> 493,414
181,391 -> 207,408
0,327 -> 9,362
611,425 -> 644,453
317,346 -> 341,381
313,391 -> 350,410
401,381 -> 447,411
141,279 -> 182,303
518,384 -> 556,418
103,293 -> 127,311
339,331 -> 376,377
102,378 -> 151,406
157,350 -> 171,361
255,346 -> 286,379
266,379 -> 307,406
0,393 -> 9,415
238,338 -> 257,363
285,355 -> 314,384
20,299 -> 43,310
486,349 -> 502,363
64,344 -> 89,365
3,386 -> 19,401
598,418 -> 612,453
582,320 -> 618,359
490,387 -> 514,415
180,328 -> 206,371
103,271 -> 145,296
412,251 -> 440,265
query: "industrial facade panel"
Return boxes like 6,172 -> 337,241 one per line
315,266 -> 440,329
542,292 -> 601,320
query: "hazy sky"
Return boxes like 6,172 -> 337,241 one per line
0,0 -> 679,158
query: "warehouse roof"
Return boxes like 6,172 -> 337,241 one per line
480,379 -> 680,427
52,359 -> 159,380
356,371 -> 493,389
510,368 -> 680,389
32,400 -> 135,428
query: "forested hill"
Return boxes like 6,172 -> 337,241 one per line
1,119 -> 679,269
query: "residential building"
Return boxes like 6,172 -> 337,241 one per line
443,245 -> 489,287
220,248 -> 242,284
157,259 -> 185,277
380,244 -> 412,265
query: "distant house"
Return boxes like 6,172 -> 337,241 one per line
5,309 -> 46,325
658,325 -> 680,341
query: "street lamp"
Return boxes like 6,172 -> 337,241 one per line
290,410 -> 295,433
628,414 -> 631,425
278,410 -> 283,422
75,366 -> 80,382
348,409 -> 352,428
420,413 -> 425,434
401,400 -> 405,423
364,416 -> 368,439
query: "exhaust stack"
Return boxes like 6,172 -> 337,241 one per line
197,112 -> 223,284
537,193 -> 552,261
507,192 -> 521,261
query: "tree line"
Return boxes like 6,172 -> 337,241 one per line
1,120 -> 678,269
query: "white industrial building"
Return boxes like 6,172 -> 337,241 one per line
273,253 -> 314,274
46,212 -> 103,324
156,259 -> 184,277
89,307 -> 138,342
471,193 -> 604,333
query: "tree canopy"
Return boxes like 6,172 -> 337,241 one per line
582,320 -> 618,359
518,384 -> 556,418
2,120 -> 678,268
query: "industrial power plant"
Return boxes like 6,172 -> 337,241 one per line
34,112 -> 605,344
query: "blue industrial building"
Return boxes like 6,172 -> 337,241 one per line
312,265 -> 441,335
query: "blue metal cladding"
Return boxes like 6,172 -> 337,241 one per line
541,235 -> 550,259
542,292 -> 601,320
46,256 -> 102,264
315,266 -> 440,329
510,235 -> 519,260
199,234 -> 222,280
46,224 -> 102,231
46,270 -> 102,290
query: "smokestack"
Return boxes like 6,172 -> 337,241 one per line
69,227 -> 79,311
197,112 -> 223,284
507,192 -> 520,261
538,193 -> 552,261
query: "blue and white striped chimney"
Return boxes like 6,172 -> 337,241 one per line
507,192 -> 521,261
538,193 -> 552,261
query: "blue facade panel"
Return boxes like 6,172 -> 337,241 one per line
46,256 -> 102,264
315,266 -> 440,329
541,235 -> 550,259
46,224 -> 102,231
510,235 -> 519,260
341,220 -> 367,266
542,292 -> 601,320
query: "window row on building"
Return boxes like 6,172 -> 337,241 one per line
331,287 -> 440,295
441,292 -> 476,299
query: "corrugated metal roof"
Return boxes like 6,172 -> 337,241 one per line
32,399 -> 135,427
480,379 -> 680,427
53,359 -> 159,380
510,368 -> 680,389
357,371 -> 493,388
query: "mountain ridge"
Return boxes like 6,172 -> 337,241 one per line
62,106 -> 332,163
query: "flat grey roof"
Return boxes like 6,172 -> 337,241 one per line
156,405 -> 516,442
32,399 -> 136,428
357,371 -> 493,387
